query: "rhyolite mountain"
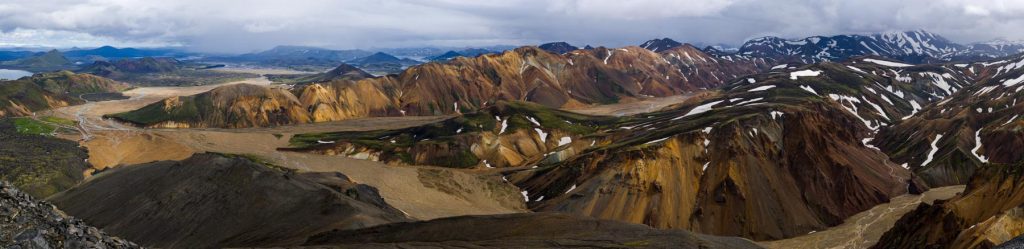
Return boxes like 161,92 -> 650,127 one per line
872,162 -> 1024,249
111,45 -> 772,128
281,61 -> 955,240
538,42 -> 578,54
0,71 -> 129,117
48,153 -> 410,248
640,38 -> 684,52
106,83 -> 309,128
872,54 -> 1024,186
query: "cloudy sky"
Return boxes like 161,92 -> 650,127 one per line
0,0 -> 1022,53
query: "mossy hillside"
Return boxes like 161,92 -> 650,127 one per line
13,118 -> 56,135
283,101 -> 622,168
287,101 -> 620,150
0,118 -> 88,198
105,94 -> 212,126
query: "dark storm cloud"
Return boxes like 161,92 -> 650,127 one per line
0,0 -> 1021,53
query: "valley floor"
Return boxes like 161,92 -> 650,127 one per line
46,76 -> 526,220
759,185 -> 965,249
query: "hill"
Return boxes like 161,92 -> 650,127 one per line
872,54 -> 1024,186
79,57 -> 256,86
305,212 -> 764,248
266,63 -> 374,85
48,153 -> 410,248
0,50 -> 75,72
0,71 -> 129,117
0,181 -> 137,248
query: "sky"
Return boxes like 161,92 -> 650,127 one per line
0,0 -> 1022,53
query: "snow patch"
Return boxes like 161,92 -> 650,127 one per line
971,130 -> 989,163
864,58 -> 913,67
790,70 -> 822,80
799,85 -> 818,95
921,134 -> 944,167
748,85 -> 776,92
675,100 -> 724,120
558,136 -> 572,146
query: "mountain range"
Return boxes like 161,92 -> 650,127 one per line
4,28 -> 1024,249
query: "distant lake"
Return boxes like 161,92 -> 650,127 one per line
0,69 -> 32,80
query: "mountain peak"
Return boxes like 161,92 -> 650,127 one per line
427,51 -> 464,61
639,38 -> 683,52
538,42 -> 578,54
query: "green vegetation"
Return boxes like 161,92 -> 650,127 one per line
282,101 -> 622,168
0,118 -> 88,198
41,116 -> 77,126
13,118 -> 56,135
106,94 -> 209,126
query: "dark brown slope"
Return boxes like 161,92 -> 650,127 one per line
304,212 -> 763,249
48,153 -> 409,249
281,62 -> 929,241
873,54 -> 1024,186
0,118 -> 89,198
112,45 -> 771,128
873,163 -> 1024,249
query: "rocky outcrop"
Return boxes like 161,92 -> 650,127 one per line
114,45 -> 772,128
872,163 -> 1024,249
48,153 -> 409,248
304,212 -> 764,249
0,181 -> 137,248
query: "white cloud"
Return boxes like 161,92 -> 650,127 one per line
0,28 -> 179,48
0,0 -> 1022,52
545,0 -> 737,20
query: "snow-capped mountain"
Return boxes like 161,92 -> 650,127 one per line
736,30 -> 964,64
947,40 -> 1024,61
